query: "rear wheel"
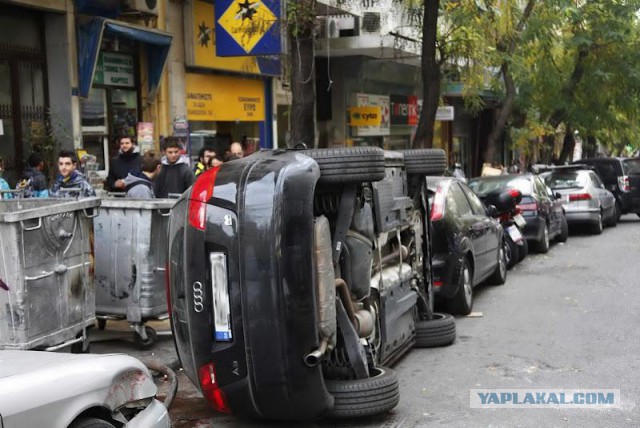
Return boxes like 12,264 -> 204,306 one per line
615,201 -> 622,221
504,233 -> 519,269
305,147 -> 385,184
414,313 -> 456,347
535,223 -> 550,253
518,238 -> 528,262
555,215 -> 569,242
591,212 -> 603,235
400,149 -> 447,176
325,367 -> 400,419
606,206 -> 618,227
447,258 -> 473,315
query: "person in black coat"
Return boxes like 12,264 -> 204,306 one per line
107,136 -> 142,192
154,137 -> 194,198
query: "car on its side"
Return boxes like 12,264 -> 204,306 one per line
0,351 -> 170,428
426,176 -> 507,315
545,165 -> 617,234
573,157 -> 640,218
468,174 -> 568,253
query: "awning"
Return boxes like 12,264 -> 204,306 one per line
77,17 -> 172,98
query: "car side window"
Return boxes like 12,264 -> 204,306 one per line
446,183 -> 473,217
459,183 -> 486,216
535,178 -> 548,199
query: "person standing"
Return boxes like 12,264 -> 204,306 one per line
154,137 -> 194,198
227,142 -> 244,161
124,151 -> 162,198
107,136 -> 142,192
17,152 -> 48,198
0,157 -> 12,200
49,149 -> 96,198
193,146 -> 216,177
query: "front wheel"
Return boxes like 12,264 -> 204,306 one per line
414,313 -> 456,348
488,241 -> 508,286
504,233 -> 519,269
518,238 -> 528,262
325,367 -> 400,419
535,223 -> 550,253
447,258 -> 473,315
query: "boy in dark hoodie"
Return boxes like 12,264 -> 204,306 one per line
49,149 -> 96,198
17,152 -> 48,198
124,151 -> 161,198
107,136 -> 142,192
154,137 -> 194,198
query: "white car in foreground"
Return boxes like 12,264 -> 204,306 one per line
0,351 -> 170,428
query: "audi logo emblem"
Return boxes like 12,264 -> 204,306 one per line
193,281 -> 204,313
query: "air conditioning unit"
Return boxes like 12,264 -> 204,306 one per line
360,12 -> 381,34
320,17 -> 340,39
122,0 -> 158,16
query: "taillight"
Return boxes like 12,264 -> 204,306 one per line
188,167 -> 220,230
433,281 -> 443,287
198,362 -> 231,414
431,186 -> 446,221
517,202 -> 538,212
569,193 -> 592,201
618,175 -> 630,192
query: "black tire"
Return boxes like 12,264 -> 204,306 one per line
555,215 -> 569,243
69,417 -> 115,428
535,223 -> 550,253
606,206 -> 618,227
518,238 -> 528,262
304,147 -> 385,184
504,233 -> 519,269
591,212 -> 603,235
488,240 -> 508,285
414,312 -> 456,347
615,201 -> 622,221
401,149 -> 447,176
325,367 -> 400,419
447,258 -> 473,315
134,326 -> 157,349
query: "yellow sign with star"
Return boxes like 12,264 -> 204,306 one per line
217,0 -> 278,54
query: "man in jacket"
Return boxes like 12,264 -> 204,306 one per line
17,152 -> 48,197
193,146 -> 216,177
154,137 -> 194,198
107,136 -> 142,192
124,151 -> 161,198
49,150 -> 96,198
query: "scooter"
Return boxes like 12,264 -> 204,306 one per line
483,188 -> 527,268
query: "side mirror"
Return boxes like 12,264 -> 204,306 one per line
555,192 -> 562,200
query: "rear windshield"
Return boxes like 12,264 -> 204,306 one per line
623,158 -> 640,175
468,177 -> 532,196
545,172 -> 588,189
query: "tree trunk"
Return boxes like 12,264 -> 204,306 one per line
484,63 -> 515,165
288,2 -> 316,148
413,0 -> 441,149
558,128 -> 575,164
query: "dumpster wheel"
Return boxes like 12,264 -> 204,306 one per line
134,325 -> 157,349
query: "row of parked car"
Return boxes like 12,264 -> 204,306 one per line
429,156 -> 640,317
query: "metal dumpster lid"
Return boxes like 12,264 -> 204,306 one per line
99,198 -> 177,210
0,197 -> 101,223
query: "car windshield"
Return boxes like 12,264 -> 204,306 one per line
623,158 -> 640,175
468,177 -> 532,196
545,171 -> 587,189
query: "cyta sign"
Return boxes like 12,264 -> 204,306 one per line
93,52 -> 134,87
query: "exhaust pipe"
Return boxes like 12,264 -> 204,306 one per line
304,337 -> 329,367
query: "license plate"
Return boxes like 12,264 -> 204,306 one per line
506,225 -> 523,242
210,252 -> 232,342
513,214 -> 527,228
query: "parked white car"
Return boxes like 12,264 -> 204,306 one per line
0,351 -> 170,428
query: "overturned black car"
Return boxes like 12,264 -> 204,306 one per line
167,147 -> 455,421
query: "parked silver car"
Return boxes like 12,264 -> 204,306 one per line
0,351 -> 170,428
545,166 -> 617,234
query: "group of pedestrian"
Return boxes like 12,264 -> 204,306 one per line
0,136 -> 246,201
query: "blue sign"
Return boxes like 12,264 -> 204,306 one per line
214,0 -> 282,57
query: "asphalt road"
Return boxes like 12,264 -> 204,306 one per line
92,214 -> 640,427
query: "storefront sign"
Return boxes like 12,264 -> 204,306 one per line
354,93 -> 390,136
215,0 -> 281,56
93,52 -> 134,87
185,73 -> 265,122
189,0 -> 280,76
436,106 -> 455,121
390,95 -> 418,126
349,107 -> 382,127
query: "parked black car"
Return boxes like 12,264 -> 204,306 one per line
468,174 -> 568,253
426,177 -> 507,315
573,157 -> 640,218
167,148 -> 455,421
